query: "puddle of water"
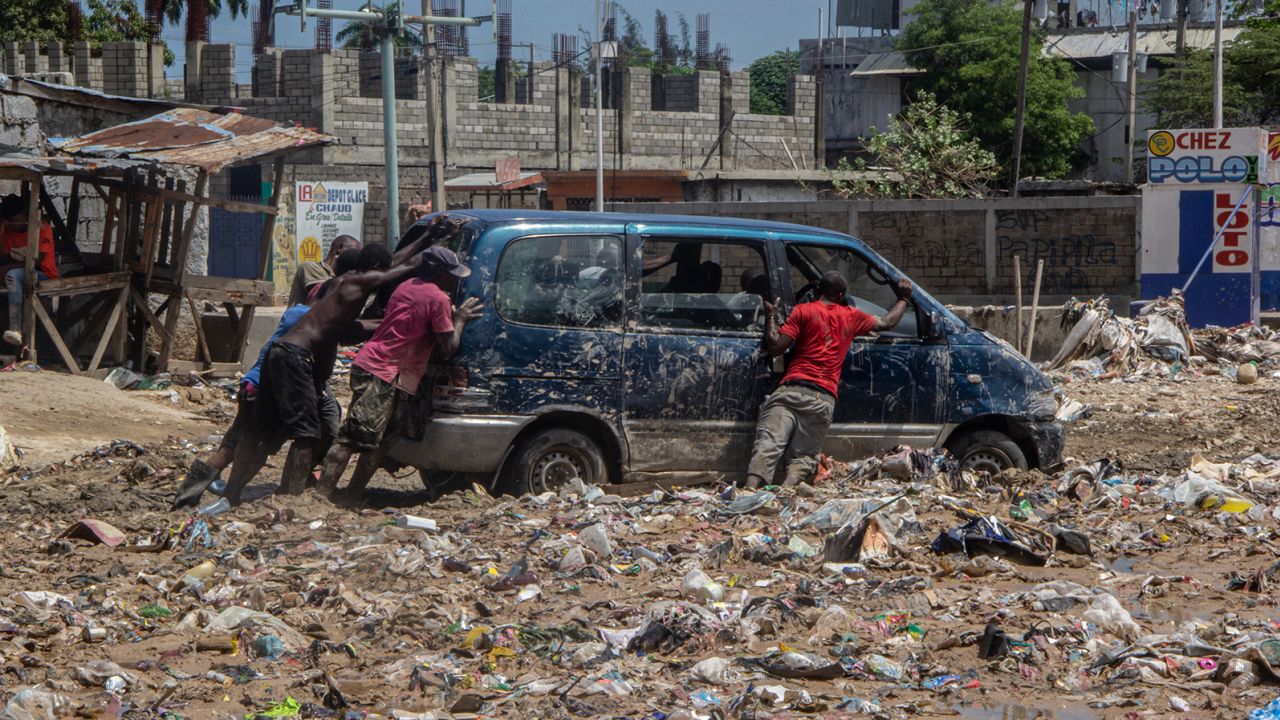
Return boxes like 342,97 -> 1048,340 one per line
954,704 -> 1098,720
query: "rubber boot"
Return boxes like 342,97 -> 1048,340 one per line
171,459 -> 221,510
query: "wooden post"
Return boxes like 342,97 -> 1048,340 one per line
1013,254 -> 1023,354
1025,259 -> 1044,359
21,176 -> 40,362
257,161 -> 286,280
156,170 -> 208,372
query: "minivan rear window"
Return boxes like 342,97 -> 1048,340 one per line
495,234 -> 623,329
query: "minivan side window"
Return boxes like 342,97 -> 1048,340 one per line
786,243 -> 919,338
638,237 -> 770,333
495,234 -> 624,329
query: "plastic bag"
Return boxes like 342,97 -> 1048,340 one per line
578,523 -> 612,559
1081,592 -> 1142,641
689,657 -> 740,685
0,688 -> 70,720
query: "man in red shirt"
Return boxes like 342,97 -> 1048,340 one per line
1,194 -> 59,348
745,270 -> 913,489
317,245 -> 482,504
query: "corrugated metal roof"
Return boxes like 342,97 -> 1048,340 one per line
853,25 -> 1247,77
1045,25 -> 1245,59
52,108 -> 333,173
0,73 -> 200,115
850,51 -> 924,77
445,171 -> 543,191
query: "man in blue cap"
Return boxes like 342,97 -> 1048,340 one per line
318,245 -> 482,504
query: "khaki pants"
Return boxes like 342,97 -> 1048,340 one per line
746,384 -> 836,485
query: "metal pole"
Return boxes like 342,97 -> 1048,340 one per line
1010,0 -> 1033,197
1124,7 -> 1137,184
595,0 -> 604,212
381,28 -> 401,243
1213,0 -> 1223,128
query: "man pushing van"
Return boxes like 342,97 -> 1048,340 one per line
745,271 -> 913,489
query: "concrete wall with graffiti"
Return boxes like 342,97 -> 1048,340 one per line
615,197 -> 1140,303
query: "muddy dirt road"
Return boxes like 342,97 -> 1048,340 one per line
0,368 -> 1278,719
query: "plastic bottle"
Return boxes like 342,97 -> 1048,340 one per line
681,568 -> 725,603
198,497 -> 230,516
396,515 -> 438,531
175,559 -> 217,592
1200,494 -> 1253,513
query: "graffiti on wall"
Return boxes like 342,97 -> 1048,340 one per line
995,209 -> 1121,293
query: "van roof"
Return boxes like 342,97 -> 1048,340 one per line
453,209 -> 851,240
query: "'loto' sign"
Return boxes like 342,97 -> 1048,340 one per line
1141,127 -> 1270,327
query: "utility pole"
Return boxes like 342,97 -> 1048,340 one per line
278,1 -> 485,240
1010,0 -> 1033,197
381,12 -> 401,242
512,42 -> 535,102
594,0 -> 604,212
1213,0 -> 1224,128
1176,0 -> 1189,57
1125,6 -> 1137,184
423,18 -> 446,214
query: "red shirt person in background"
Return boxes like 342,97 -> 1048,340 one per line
745,271 -> 913,488
1,194 -> 59,348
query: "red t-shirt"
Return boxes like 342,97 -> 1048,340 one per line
353,278 -> 454,393
2,222 -> 58,279
779,301 -> 877,395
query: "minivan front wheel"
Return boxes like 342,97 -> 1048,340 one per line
947,430 -> 1028,473
501,428 -> 607,496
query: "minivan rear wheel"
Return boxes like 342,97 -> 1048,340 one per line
500,428 -> 607,497
947,430 -> 1028,473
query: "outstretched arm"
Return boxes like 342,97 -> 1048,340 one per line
762,297 -> 794,356
873,279 -> 913,331
392,214 -> 458,266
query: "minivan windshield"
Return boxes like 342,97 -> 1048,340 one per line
786,244 -> 920,338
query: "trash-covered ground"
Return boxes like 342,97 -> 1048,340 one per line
9,313 -> 1280,718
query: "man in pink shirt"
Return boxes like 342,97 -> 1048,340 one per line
318,246 -> 482,503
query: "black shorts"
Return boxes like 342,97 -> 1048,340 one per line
221,388 -> 256,451
254,342 -> 323,451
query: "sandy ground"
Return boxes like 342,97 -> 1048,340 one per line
0,371 -> 221,466
0,369 -> 1278,719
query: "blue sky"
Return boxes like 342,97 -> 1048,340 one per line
145,1 -> 844,81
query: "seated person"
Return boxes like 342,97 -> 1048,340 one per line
1,194 -> 58,348
728,268 -> 770,329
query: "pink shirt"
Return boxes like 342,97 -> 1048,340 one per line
354,279 -> 454,393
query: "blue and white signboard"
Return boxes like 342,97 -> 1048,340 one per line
1141,127 -> 1269,327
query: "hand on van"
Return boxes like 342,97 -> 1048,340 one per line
894,278 -> 913,300
453,297 -> 484,325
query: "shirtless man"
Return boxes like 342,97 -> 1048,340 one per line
221,216 -> 458,505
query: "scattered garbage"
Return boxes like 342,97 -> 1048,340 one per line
7,367 -> 1280,718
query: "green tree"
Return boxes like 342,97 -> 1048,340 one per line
478,65 -> 495,101
832,91 -> 999,198
1143,49 -> 1254,128
83,0 -> 175,65
899,0 -> 1092,179
335,3 -> 421,51
747,50 -> 799,115
150,0 -> 249,41
0,0 -> 69,43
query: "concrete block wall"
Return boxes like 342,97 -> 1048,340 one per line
658,74 -> 698,111
73,42 -> 103,91
281,49 -> 315,98
23,42 -> 47,74
730,70 -> 750,115
253,48 -> 283,97
199,43 -> 236,99
617,198 -> 1141,301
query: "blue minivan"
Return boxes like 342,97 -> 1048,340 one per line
387,210 -> 1063,494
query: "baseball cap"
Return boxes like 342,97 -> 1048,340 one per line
421,246 -> 471,277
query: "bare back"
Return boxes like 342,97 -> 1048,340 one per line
279,274 -> 376,385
